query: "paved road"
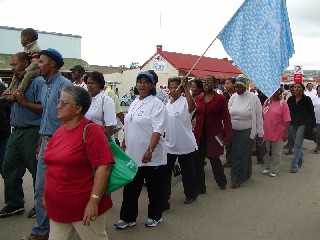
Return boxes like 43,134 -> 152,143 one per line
0,140 -> 319,240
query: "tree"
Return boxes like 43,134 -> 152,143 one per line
129,62 -> 140,69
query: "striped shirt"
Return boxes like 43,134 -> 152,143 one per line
24,41 -> 41,72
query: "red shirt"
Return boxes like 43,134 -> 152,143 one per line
44,118 -> 114,223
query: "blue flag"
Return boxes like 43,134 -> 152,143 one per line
217,0 -> 294,98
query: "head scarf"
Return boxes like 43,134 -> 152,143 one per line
235,74 -> 249,90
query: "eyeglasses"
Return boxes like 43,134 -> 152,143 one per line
57,100 -> 75,108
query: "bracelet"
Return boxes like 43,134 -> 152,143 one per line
147,148 -> 154,153
90,194 -> 101,200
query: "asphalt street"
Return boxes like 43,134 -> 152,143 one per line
0,140 -> 319,240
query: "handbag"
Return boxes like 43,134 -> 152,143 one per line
257,139 -> 268,158
83,122 -> 138,194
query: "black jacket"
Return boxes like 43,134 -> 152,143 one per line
287,94 -> 316,128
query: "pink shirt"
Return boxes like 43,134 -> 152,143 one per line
263,100 -> 291,141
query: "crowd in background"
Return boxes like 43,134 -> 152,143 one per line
0,28 -> 320,240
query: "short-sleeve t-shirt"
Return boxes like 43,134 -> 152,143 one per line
124,95 -> 167,167
263,100 -> 291,141
165,96 -> 197,154
85,91 -> 117,127
44,118 -> 114,223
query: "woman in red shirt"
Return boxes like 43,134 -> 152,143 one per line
193,75 -> 232,193
43,86 -> 114,239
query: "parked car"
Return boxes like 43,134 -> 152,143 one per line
119,93 -> 132,106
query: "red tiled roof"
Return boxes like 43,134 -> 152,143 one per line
141,49 -> 241,79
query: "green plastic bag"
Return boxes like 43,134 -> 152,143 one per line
83,122 -> 138,194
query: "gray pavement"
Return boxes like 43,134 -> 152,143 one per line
0,140 -> 319,240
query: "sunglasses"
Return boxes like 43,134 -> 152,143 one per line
57,100 -> 75,108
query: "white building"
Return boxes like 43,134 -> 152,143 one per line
104,45 -> 241,97
0,26 -> 81,58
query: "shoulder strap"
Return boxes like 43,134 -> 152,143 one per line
82,122 -> 95,144
101,95 -> 106,127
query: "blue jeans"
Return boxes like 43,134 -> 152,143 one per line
290,125 -> 305,170
31,139 -> 49,236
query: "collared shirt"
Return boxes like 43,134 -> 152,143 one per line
85,91 -> 117,127
124,95 -> 167,167
11,76 -> 45,127
39,72 -> 72,135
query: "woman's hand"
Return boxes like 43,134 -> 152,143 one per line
256,137 -> 264,145
282,132 -> 288,141
121,141 -> 126,151
82,199 -> 99,226
142,149 -> 152,163
181,78 -> 188,88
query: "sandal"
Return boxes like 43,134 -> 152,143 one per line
313,147 -> 320,153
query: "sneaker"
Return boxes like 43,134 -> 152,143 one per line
262,169 -> 269,174
270,172 -> 277,177
0,205 -> 25,218
290,168 -> 297,173
114,220 -> 136,229
27,207 -> 36,218
145,218 -> 162,227
21,233 -> 49,240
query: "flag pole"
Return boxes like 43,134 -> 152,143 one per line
183,36 -> 218,79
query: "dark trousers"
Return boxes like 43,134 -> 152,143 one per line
0,138 -> 8,176
231,129 -> 253,185
164,153 -> 198,202
2,127 -> 39,206
120,165 -> 166,222
195,155 -> 227,192
195,129 -> 227,192
225,142 -> 232,164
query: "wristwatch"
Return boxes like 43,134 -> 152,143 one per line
90,194 -> 101,200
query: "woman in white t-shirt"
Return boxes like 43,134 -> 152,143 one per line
164,77 -> 198,207
84,71 -> 117,134
115,72 -> 167,229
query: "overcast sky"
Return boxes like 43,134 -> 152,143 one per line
0,0 -> 319,70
